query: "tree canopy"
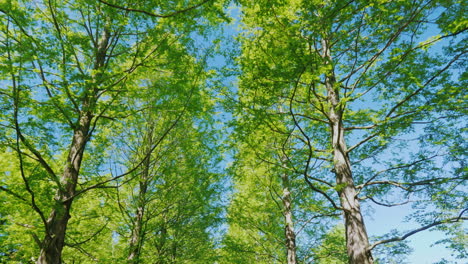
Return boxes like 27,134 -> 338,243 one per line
0,0 -> 466,263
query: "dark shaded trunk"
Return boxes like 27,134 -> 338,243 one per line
322,38 -> 373,264
37,113 -> 92,264
280,170 -> 297,264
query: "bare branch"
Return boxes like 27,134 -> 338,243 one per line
369,209 -> 468,251
97,0 -> 212,18
357,154 -> 440,191
385,50 -> 466,119
65,222 -> 108,247
296,213 -> 340,235
359,181 -> 410,191
363,196 -> 413,207
346,132 -> 379,153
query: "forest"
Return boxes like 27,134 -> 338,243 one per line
0,0 -> 466,263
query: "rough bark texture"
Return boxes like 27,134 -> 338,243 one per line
37,113 -> 92,264
280,171 -> 298,264
322,38 -> 374,264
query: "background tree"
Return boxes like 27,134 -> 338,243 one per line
111,63 -> 224,263
221,108 -> 341,263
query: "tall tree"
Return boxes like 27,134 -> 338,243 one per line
222,112 -> 339,263
114,63 -> 224,263
235,0 -> 467,263
0,0 -> 226,263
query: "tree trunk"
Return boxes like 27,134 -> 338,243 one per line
37,113 -> 92,264
322,38 -> 374,264
36,26 -> 109,264
331,119 -> 373,264
127,133 -> 152,263
127,202 -> 145,263
280,170 -> 297,264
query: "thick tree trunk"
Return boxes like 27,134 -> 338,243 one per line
322,38 -> 373,264
280,171 -> 297,264
37,113 -> 92,264
331,119 -> 373,264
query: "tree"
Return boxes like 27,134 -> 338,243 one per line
1,0 -> 466,263
222,149 -> 287,264
0,0 -> 226,263
113,64 -> 224,263
234,0 -> 467,263
222,110 -> 341,263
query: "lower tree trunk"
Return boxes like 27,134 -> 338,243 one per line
128,128 -> 153,263
127,205 -> 145,263
280,171 -> 297,264
37,201 -> 72,264
334,147 -> 373,264
330,110 -> 373,264
36,28 -> 107,263
37,113 -> 92,264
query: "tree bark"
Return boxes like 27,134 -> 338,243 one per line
280,170 -> 298,264
127,129 -> 153,263
331,118 -> 373,264
322,38 -> 374,264
127,193 -> 146,264
37,112 -> 92,264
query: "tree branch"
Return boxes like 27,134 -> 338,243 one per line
97,0 -> 212,18
369,209 -> 468,251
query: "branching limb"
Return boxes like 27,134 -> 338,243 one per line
357,154 -> 440,191
344,124 -> 377,130
97,0 -> 212,18
346,132 -> 378,153
296,213 -> 340,235
385,50 -> 466,119
287,68 -> 342,210
65,222 -> 108,247
359,181 -> 410,191
362,196 -> 413,207
369,209 -> 468,251
0,186 -> 28,203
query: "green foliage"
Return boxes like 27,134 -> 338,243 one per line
228,0 -> 467,262
221,141 -> 288,263
312,225 -> 348,264
0,0 -> 466,263
0,0 -> 227,262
